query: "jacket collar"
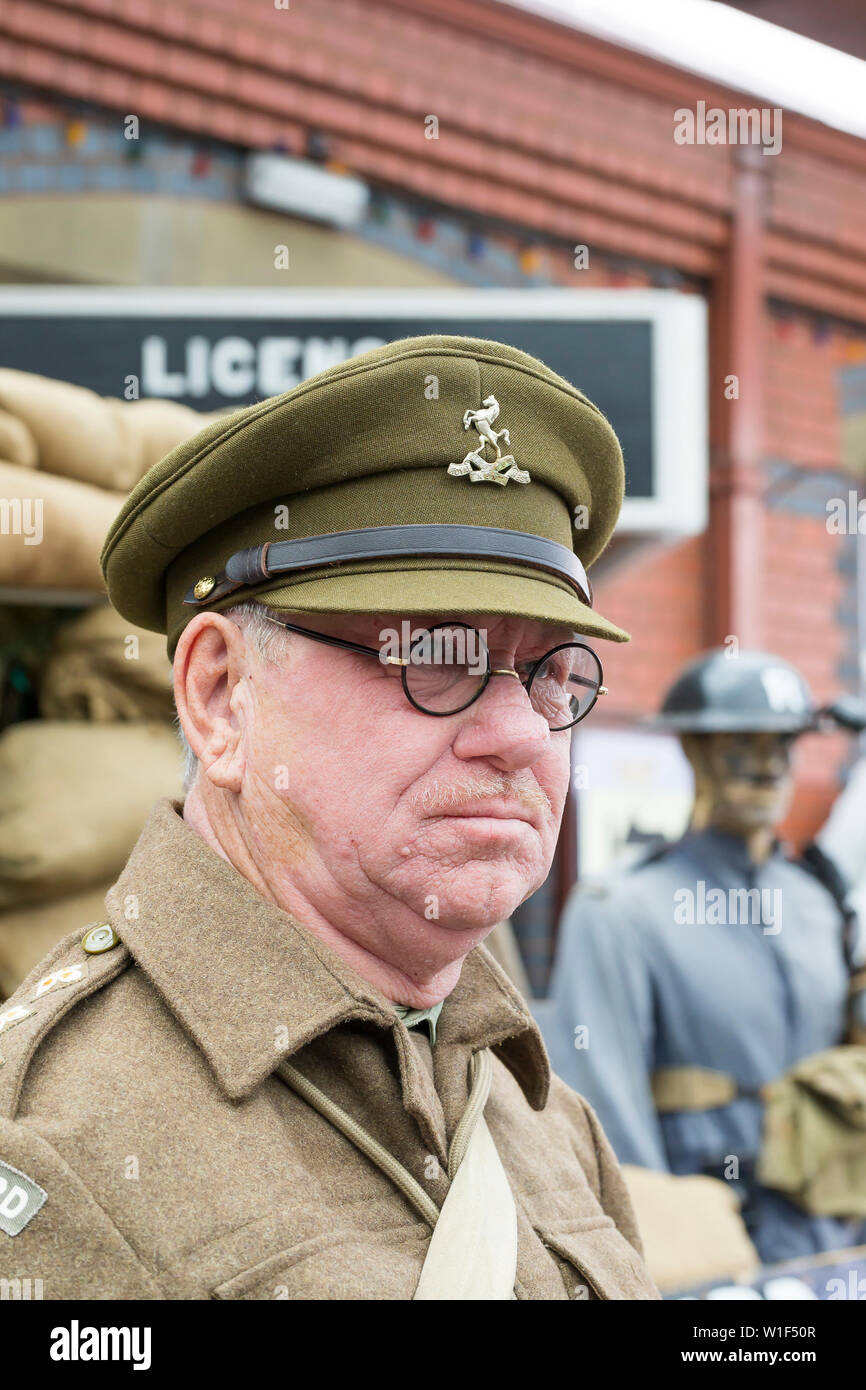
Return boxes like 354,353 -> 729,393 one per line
105,799 -> 549,1108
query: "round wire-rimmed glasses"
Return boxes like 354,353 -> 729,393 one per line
263,617 -> 607,731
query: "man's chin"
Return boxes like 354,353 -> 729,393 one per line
418,877 -> 542,935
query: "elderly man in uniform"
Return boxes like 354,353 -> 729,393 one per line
544,648 -> 866,1268
0,336 -> 658,1300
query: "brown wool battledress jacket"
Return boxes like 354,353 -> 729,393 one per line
0,799 -> 659,1300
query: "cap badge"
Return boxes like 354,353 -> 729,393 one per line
448,396 -> 531,487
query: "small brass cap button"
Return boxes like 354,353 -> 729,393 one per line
193,575 -> 216,600
82,923 -> 119,954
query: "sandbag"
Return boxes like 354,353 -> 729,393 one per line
0,409 -> 38,470
103,398 -> 226,489
0,880 -> 112,1001
0,370 -> 128,491
41,604 -> 174,723
0,369 -> 222,493
621,1164 -> 760,1294
0,721 -> 183,909
0,460 -> 125,591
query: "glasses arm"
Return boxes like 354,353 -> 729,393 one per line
262,615 -> 407,664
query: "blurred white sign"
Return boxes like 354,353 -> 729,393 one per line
573,727 -> 694,882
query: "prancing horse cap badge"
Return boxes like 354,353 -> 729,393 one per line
448,396 -> 531,487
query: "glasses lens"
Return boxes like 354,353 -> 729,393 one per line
403,625 -> 488,714
527,644 -> 602,730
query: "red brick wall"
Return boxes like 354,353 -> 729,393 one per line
765,315 -> 846,470
588,302 -> 866,849
763,310 -> 866,843
592,537 -> 706,721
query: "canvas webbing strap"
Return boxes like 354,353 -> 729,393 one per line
413,1049 -> 518,1301
277,1047 -> 518,1300
651,1065 -> 741,1114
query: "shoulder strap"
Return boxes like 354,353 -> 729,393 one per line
0,926 -> 131,1120
799,842 -> 861,975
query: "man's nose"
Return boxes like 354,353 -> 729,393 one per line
451,671 -> 552,770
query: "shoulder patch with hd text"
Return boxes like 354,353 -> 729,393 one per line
0,1158 -> 46,1236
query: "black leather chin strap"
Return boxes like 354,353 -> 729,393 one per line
183,524 -> 593,609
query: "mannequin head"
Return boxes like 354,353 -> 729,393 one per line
680,731 -> 795,858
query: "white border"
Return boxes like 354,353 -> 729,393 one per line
0,287 -> 708,538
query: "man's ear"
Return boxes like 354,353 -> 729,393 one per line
173,613 -> 250,793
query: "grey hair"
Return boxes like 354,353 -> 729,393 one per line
174,601 -> 293,795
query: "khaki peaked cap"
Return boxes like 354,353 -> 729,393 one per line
100,335 -> 629,656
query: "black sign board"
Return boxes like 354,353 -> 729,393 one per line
0,287 -> 711,535
0,307 -> 654,499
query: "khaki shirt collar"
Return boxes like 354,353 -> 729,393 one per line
105,799 -> 550,1109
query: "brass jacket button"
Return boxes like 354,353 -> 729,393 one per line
82,923 -> 120,954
